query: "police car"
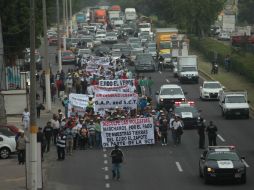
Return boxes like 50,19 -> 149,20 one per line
199,146 -> 247,184
174,101 -> 200,128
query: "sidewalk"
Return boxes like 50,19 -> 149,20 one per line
1,98 -> 62,190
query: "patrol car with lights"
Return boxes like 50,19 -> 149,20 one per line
199,146 -> 247,184
173,101 -> 200,128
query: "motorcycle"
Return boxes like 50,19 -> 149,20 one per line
211,63 -> 219,74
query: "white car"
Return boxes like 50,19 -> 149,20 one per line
200,81 -> 224,100
95,30 -> 106,43
218,32 -> 230,41
0,133 -> 16,159
105,32 -> 118,43
156,84 -> 186,110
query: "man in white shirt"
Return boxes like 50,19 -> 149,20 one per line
65,75 -> 73,95
170,115 -> 183,145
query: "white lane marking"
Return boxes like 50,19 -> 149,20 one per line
242,159 -> 250,168
104,154 -> 107,158
104,160 -> 108,164
105,183 -> 110,188
166,79 -> 170,83
105,175 -> 109,180
103,148 -> 107,152
175,162 -> 183,172
105,166 -> 108,171
159,71 -> 162,74
217,134 -> 225,142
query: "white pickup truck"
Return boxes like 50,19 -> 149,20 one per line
219,90 -> 250,119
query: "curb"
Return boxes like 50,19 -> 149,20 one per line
199,69 -> 254,118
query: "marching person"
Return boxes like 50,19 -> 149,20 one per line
16,132 -> 27,165
197,118 -> 206,149
110,145 -> 124,181
56,129 -> 67,161
170,115 -> 183,145
159,116 -> 168,146
43,121 -> 53,152
206,121 -> 218,146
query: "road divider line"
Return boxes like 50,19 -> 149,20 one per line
104,160 -> 108,164
217,134 -> 225,142
103,148 -> 107,152
166,79 -> 170,83
159,71 -> 162,74
105,166 -> 108,171
105,175 -> 109,180
242,159 -> 250,168
105,183 -> 110,188
175,162 -> 183,172
104,154 -> 107,158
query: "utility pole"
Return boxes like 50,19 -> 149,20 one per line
29,0 -> 38,189
0,16 -> 7,125
65,0 -> 69,38
69,0 -> 72,37
42,0 -> 51,111
62,0 -> 67,51
57,0 -> 62,71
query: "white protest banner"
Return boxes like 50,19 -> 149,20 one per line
101,117 -> 155,147
94,92 -> 138,112
98,79 -> 135,87
68,93 -> 90,117
93,85 -> 130,93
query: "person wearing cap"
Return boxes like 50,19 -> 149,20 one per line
197,118 -> 206,149
206,121 -> 218,146
110,145 -> 124,180
43,121 -> 53,152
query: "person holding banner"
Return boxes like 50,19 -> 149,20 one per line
110,145 -> 124,181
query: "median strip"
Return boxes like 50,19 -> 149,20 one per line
175,162 -> 183,172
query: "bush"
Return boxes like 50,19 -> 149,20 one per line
190,37 -> 254,82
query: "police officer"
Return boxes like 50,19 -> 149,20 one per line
158,55 -> 164,71
197,118 -> 206,149
206,121 -> 218,146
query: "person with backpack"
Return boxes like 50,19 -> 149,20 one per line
110,145 -> 124,180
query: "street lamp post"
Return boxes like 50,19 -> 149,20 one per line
57,0 -> 62,71
42,0 -> 52,112
29,0 -> 38,189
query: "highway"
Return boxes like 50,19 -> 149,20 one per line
45,42 -> 254,189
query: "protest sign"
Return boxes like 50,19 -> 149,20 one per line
68,93 -> 90,117
101,117 -> 155,147
94,92 -> 138,112
93,85 -> 130,93
98,79 -> 134,87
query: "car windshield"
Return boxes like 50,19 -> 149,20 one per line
62,52 -> 73,56
175,107 -> 198,115
79,49 -> 91,54
96,31 -> 105,35
131,43 -> 142,48
204,83 -> 221,89
112,52 -> 122,57
181,67 -> 197,72
160,42 -> 171,49
0,128 -> 15,137
129,38 -> 140,43
139,24 -> 150,28
207,151 -> 240,161
137,54 -> 153,61
225,96 -> 246,103
106,32 -> 116,37
112,44 -> 126,50
148,43 -> 156,48
148,47 -> 156,51
131,50 -> 143,56
160,88 -> 183,95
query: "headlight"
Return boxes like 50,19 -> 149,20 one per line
203,91 -> 209,95
237,167 -> 245,172
207,167 -> 215,173
160,98 -> 163,102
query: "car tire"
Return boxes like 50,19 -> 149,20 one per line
221,109 -> 225,117
240,173 -> 246,184
245,114 -> 249,119
0,147 -> 11,159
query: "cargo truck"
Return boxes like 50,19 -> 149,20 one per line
108,5 -> 121,21
95,9 -> 107,24
125,8 -> 137,21
177,55 -> 199,83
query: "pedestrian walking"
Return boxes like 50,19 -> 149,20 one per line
16,132 -> 26,165
170,115 -> 183,145
159,117 -> 168,146
147,76 -> 154,96
206,121 -> 218,146
87,120 -> 96,148
43,121 -> 53,152
22,108 -> 30,132
197,118 -> 206,149
37,127 -> 45,161
51,114 -> 60,145
56,130 -> 67,161
110,145 -> 124,180
65,127 -> 74,155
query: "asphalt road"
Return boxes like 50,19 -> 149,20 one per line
44,39 -> 254,190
